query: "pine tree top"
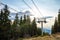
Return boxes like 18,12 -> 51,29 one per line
58,9 -> 60,13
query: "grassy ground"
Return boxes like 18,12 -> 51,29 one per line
18,33 -> 60,40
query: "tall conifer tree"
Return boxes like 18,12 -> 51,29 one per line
0,5 -> 11,40
31,18 -> 37,35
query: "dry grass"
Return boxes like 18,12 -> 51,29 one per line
18,33 -> 60,40
22,35 -> 56,40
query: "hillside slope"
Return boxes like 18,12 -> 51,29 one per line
18,33 -> 60,40
22,35 -> 55,40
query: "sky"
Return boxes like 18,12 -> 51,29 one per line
0,0 -> 60,30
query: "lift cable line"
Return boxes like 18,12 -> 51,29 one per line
0,2 -> 20,18
23,0 -> 44,36
22,0 -> 36,14
0,1 -> 33,16
31,0 -> 53,36
31,0 -> 44,17
0,2 -> 19,13
31,0 -> 44,36
0,0 -> 53,36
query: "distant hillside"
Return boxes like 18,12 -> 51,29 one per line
43,28 -> 51,34
9,11 -> 31,20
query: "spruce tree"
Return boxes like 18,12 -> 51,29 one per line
52,18 -> 58,34
26,15 -> 30,24
0,5 -> 11,40
23,15 -> 26,23
58,9 -> 60,32
31,18 -> 37,36
0,10 -> 3,26
20,16 -> 23,25
12,13 -> 19,39
52,25 -> 54,34
13,13 -> 19,27
52,9 -> 60,34
26,15 -> 31,36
